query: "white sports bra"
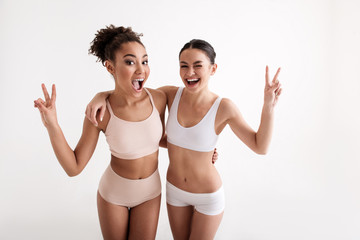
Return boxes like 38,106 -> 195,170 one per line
166,87 -> 222,152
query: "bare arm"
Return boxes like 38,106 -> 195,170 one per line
149,88 -> 168,149
159,105 -> 168,148
34,84 -> 101,176
226,66 -> 282,154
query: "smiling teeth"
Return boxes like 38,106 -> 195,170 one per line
187,79 -> 199,82
134,79 -> 144,82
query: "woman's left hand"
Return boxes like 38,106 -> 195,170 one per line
264,66 -> 282,107
212,148 -> 218,164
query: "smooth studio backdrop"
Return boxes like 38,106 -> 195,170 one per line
1,0 -> 359,239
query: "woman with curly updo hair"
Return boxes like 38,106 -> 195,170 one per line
34,25 -> 167,239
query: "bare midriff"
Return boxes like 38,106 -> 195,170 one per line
166,143 -> 222,193
110,151 -> 159,180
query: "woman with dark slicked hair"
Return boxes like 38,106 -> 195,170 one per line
86,38 -> 282,239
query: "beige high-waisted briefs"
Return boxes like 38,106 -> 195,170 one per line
98,165 -> 161,208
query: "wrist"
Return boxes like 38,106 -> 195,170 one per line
262,103 -> 275,114
46,121 -> 60,132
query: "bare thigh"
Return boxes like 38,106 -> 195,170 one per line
97,191 -> 129,240
189,210 -> 224,240
167,203 -> 194,240
128,194 -> 161,240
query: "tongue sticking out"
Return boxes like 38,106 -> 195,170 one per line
132,80 -> 140,90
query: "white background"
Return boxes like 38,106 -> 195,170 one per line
1,0 -> 359,239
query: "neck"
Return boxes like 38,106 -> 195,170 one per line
182,86 -> 211,106
111,87 -> 146,106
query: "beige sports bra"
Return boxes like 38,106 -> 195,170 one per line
105,88 -> 162,159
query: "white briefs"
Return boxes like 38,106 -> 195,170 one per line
166,181 -> 225,216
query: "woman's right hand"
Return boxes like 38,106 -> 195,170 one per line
34,84 -> 58,129
85,91 -> 109,126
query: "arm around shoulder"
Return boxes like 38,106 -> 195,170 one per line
86,90 -> 113,126
157,85 -> 178,98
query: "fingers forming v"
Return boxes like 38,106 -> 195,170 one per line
42,83 -> 50,103
265,65 -> 270,86
51,84 -> 56,105
272,67 -> 281,84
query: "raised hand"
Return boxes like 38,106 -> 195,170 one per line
34,84 -> 58,128
264,66 -> 282,107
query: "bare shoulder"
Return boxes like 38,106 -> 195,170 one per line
218,98 -> 240,119
219,98 -> 236,110
146,88 -> 167,112
146,88 -> 166,101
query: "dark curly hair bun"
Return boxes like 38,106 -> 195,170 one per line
89,25 -> 143,65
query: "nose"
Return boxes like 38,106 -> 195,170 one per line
186,66 -> 195,76
135,63 -> 144,74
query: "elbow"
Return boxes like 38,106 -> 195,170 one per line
66,169 -> 80,177
254,147 -> 269,155
67,173 -> 78,177
159,135 -> 168,149
160,141 -> 168,149
253,137 -> 269,155
254,135 -> 270,155
256,150 -> 268,155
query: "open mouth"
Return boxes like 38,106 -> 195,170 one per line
132,79 -> 144,91
186,78 -> 200,86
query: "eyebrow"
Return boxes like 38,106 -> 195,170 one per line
123,54 -> 148,58
180,60 -> 203,65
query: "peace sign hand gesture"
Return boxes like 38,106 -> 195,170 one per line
264,66 -> 282,108
34,84 -> 59,129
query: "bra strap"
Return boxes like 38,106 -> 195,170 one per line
172,87 -> 183,113
106,99 -> 114,116
144,88 -> 155,108
212,97 -> 222,113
